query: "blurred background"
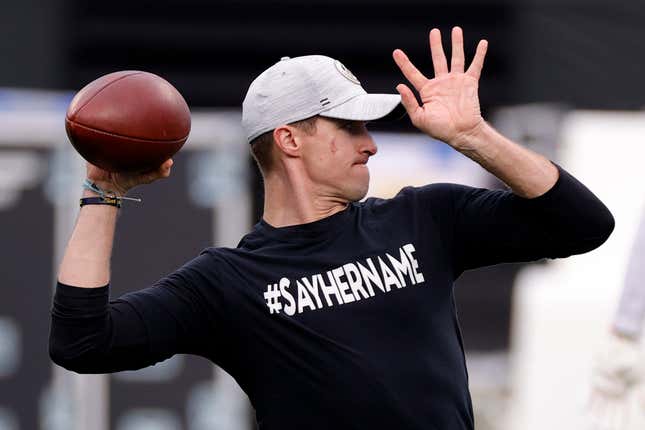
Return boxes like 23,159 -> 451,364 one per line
1,0 -> 644,429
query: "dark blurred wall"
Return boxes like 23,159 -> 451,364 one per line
512,0 -> 645,109
0,152 -> 53,430
63,0 -> 513,111
0,0 -> 67,88
4,0 -> 642,109
62,0 -> 645,111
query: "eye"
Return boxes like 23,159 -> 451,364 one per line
341,121 -> 367,134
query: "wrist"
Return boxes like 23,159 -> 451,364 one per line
80,195 -> 122,209
80,180 -> 123,209
85,179 -> 127,197
82,189 -> 101,198
448,119 -> 490,151
81,179 -> 141,207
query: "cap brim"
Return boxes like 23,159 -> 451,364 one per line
319,93 -> 405,122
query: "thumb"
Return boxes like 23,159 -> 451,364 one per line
141,159 -> 173,184
396,84 -> 420,123
158,158 -> 174,179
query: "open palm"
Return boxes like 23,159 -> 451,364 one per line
393,27 -> 488,147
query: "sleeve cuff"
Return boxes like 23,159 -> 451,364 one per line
52,281 -> 110,319
56,281 -> 109,297
519,162 -> 569,205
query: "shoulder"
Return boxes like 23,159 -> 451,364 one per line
198,246 -> 242,264
362,183 -> 469,214
155,248 -> 223,285
160,247 -> 238,283
199,245 -> 262,270
232,226 -> 268,252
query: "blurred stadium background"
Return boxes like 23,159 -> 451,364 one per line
1,0 -> 644,429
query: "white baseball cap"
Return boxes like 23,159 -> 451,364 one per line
242,55 -> 403,142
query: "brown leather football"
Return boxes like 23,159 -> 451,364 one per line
65,71 -> 191,173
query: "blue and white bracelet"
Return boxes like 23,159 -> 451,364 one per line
80,179 -> 142,208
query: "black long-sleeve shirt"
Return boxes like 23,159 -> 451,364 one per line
49,164 -> 614,430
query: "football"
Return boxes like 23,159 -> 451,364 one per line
65,71 -> 191,173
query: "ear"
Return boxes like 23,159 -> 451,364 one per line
273,125 -> 301,158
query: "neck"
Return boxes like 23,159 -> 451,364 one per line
261,168 -> 349,228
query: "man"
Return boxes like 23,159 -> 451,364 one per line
50,27 -> 614,429
589,211 -> 645,430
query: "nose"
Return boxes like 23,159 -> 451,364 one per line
361,134 -> 378,157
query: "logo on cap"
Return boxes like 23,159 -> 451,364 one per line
334,60 -> 360,85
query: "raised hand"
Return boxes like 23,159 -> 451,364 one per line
393,27 -> 488,148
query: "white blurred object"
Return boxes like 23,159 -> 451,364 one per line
587,208 -> 645,430
0,407 -> 18,430
507,111 -> 645,430
466,352 -> 510,430
0,151 -> 44,209
0,317 -> 20,378
116,408 -> 181,430
634,386 -> 645,427
187,371 -> 250,430
186,369 -> 250,430
492,103 -> 568,163
612,211 -> 645,339
588,333 -> 643,430
39,381 -> 74,430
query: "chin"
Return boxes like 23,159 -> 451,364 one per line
345,190 -> 367,202
345,180 -> 370,202
338,166 -> 370,201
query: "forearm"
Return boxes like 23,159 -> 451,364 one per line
453,121 -> 559,198
57,189 -> 118,288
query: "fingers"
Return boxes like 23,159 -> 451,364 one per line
450,26 -> 465,73
139,158 -> 173,184
161,158 -> 175,178
466,39 -> 488,80
392,49 -> 428,91
395,84 -> 420,118
397,27 -> 487,84
429,28 -> 449,76
160,158 -> 173,178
